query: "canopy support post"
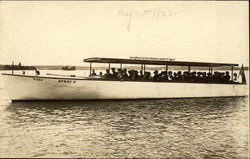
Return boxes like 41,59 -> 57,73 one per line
166,65 -> 168,72
89,62 -> 92,76
143,65 -> 146,74
188,66 -> 191,74
211,67 -> 213,74
108,63 -> 110,72
120,64 -> 122,69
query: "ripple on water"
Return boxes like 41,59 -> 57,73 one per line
0,94 -> 248,158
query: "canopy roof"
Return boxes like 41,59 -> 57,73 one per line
84,57 -> 238,67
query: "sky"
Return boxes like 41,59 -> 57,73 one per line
0,1 -> 248,66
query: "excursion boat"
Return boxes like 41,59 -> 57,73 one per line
1,57 -> 248,101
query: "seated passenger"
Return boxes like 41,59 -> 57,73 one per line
128,70 -> 137,80
139,70 -> 143,77
111,68 -> 118,79
196,72 -> 203,82
104,69 -> 111,78
182,71 -> 188,81
123,68 -> 129,80
168,71 -> 173,80
136,70 -> 144,80
224,71 -> 230,82
148,72 -> 152,80
162,71 -> 168,81
35,67 -> 40,75
117,68 -> 124,80
159,71 -> 166,81
212,72 -> 220,83
153,70 -> 160,81
219,72 -> 225,83
134,70 -> 139,80
233,73 -> 240,83
176,71 -> 182,81
90,69 -> 97,76
201,72 -> 208,82
172,72 -> 177,81
190,72 -> 197,82
143,71 -> 152,80
128,70 -> 133,79
207,72 -> 212,82
99,72 -> 105,78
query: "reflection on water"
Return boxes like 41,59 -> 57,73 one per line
0,95 -> 248,158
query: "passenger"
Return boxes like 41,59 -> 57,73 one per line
233,73 -> 239,83
143,71 -> 151,80
190,71 -> 197,82
168,71 -> 173,81
139,70 -> 143,77
134,70 -> 139,80
138,70 -> 144,80
176,71 -> 182,81
111,68 -> 118,79
181,71 -> 186,81
142,72 -> 147,80
196,72 -> 203,82
159,71 -> 166,81
201,72 -> 206,82
202,72 -> 208,82
163,71 -> 169,81
117,68 -> 124,80
213,72 -> 220,83
153,70 -> 160,81
224,71 -> 230,82
211,72 -> 215,82
220,72 -> 225,82
182,71 -> 190,82
128,70 -> 133,79
22,71 -> 25,75
117,68 -> 121,74
172,72 -> 177,81
128,70 -> 137,80
91,69 -> 97,76
207,72 -> 212,82
123,68 -> 129,80
99,72 -> 105,79
147,72 -> 152,80
104,69 -> 111,78
35,67 -> 40,75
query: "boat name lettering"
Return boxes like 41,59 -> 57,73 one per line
33,78 -> 43,81
58,80 -> 76,84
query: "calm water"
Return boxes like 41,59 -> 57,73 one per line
0,71 -> 249,158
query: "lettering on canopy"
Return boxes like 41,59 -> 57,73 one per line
129,56 -> 175,61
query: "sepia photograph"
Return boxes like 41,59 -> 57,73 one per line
0,1 -> 249,158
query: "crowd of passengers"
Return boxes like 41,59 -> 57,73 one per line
90,68 -> 239,83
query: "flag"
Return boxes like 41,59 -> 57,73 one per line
238,64 -> 246,84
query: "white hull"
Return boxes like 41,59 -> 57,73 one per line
1,73 -> 248,100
